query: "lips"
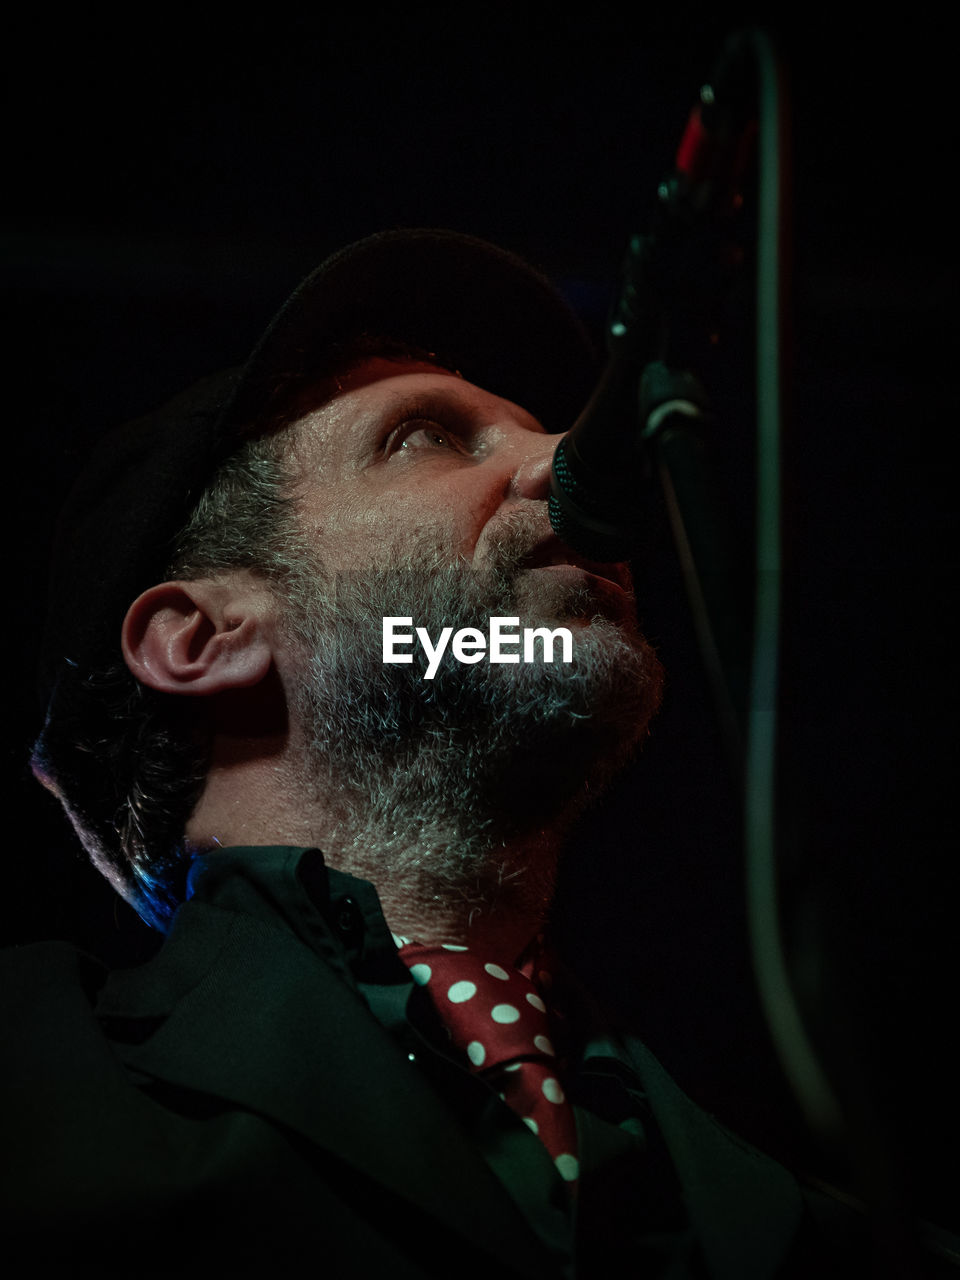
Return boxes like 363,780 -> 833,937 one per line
520,533 -> 632,593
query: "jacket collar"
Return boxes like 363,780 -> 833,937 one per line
615,1035 -> 804,1280
97,844 -> 806,1280
97,845 -> 563,1278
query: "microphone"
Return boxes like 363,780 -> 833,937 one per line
549,33 -> 757,563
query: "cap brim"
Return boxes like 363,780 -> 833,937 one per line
221,228 -> 598,438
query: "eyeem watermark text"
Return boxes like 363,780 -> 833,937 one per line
383,617 -> 574,680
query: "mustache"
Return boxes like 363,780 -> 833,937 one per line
476,506 -> 554,576
478,506 -> 634,597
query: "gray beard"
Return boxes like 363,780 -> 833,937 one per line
277,514 -> 663,912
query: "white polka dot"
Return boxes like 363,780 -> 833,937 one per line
491,1003 -> 520,1024
555,1153 -> 579,1182
441,943 -> 468,951
522,1116 -> 539,1134
533,1034 -> 555,1056
484,963 -> 509,980
504,1062 -> 522,1073
447,980 -> 477,1003
391,933 -> 411,948
408,964 -> 432,986
467,1040 -> 486,1066
525,992 -> 546,1012
542,1077 -> 565,1104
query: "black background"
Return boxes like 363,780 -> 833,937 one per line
5,6 -> 955,1248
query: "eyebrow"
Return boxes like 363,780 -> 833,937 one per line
384,386 -> 478,422
385,384 -> 547,433
360,385 -> 483,445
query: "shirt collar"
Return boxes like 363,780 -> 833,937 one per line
185,844 -> 408,986
182,845 -> 644,1085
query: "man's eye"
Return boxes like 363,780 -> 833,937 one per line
390,420 -> 464,455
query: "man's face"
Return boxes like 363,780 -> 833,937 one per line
284,356 -> 635,630
261,353 -> 662,874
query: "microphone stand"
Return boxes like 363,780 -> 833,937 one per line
635,25 -> 848,1151
639,357 -> 748,781
585,31 -> 954,1272
557,25 -> 935,1255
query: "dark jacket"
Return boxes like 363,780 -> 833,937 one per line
1,846 -> 865,1277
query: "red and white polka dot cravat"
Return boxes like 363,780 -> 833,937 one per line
398,940 -> 580,1189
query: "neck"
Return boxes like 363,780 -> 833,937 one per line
326,826 -> 558,958
188,746 -> 561,959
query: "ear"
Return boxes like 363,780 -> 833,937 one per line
121,575 -> 276,697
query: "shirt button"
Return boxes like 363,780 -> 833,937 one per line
333,896 -> 363,946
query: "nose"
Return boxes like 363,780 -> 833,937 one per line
509,430 -> 564,502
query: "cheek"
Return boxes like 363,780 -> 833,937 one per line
302,482 -> 495,570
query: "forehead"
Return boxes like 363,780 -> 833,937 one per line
329,355 -> 461,398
